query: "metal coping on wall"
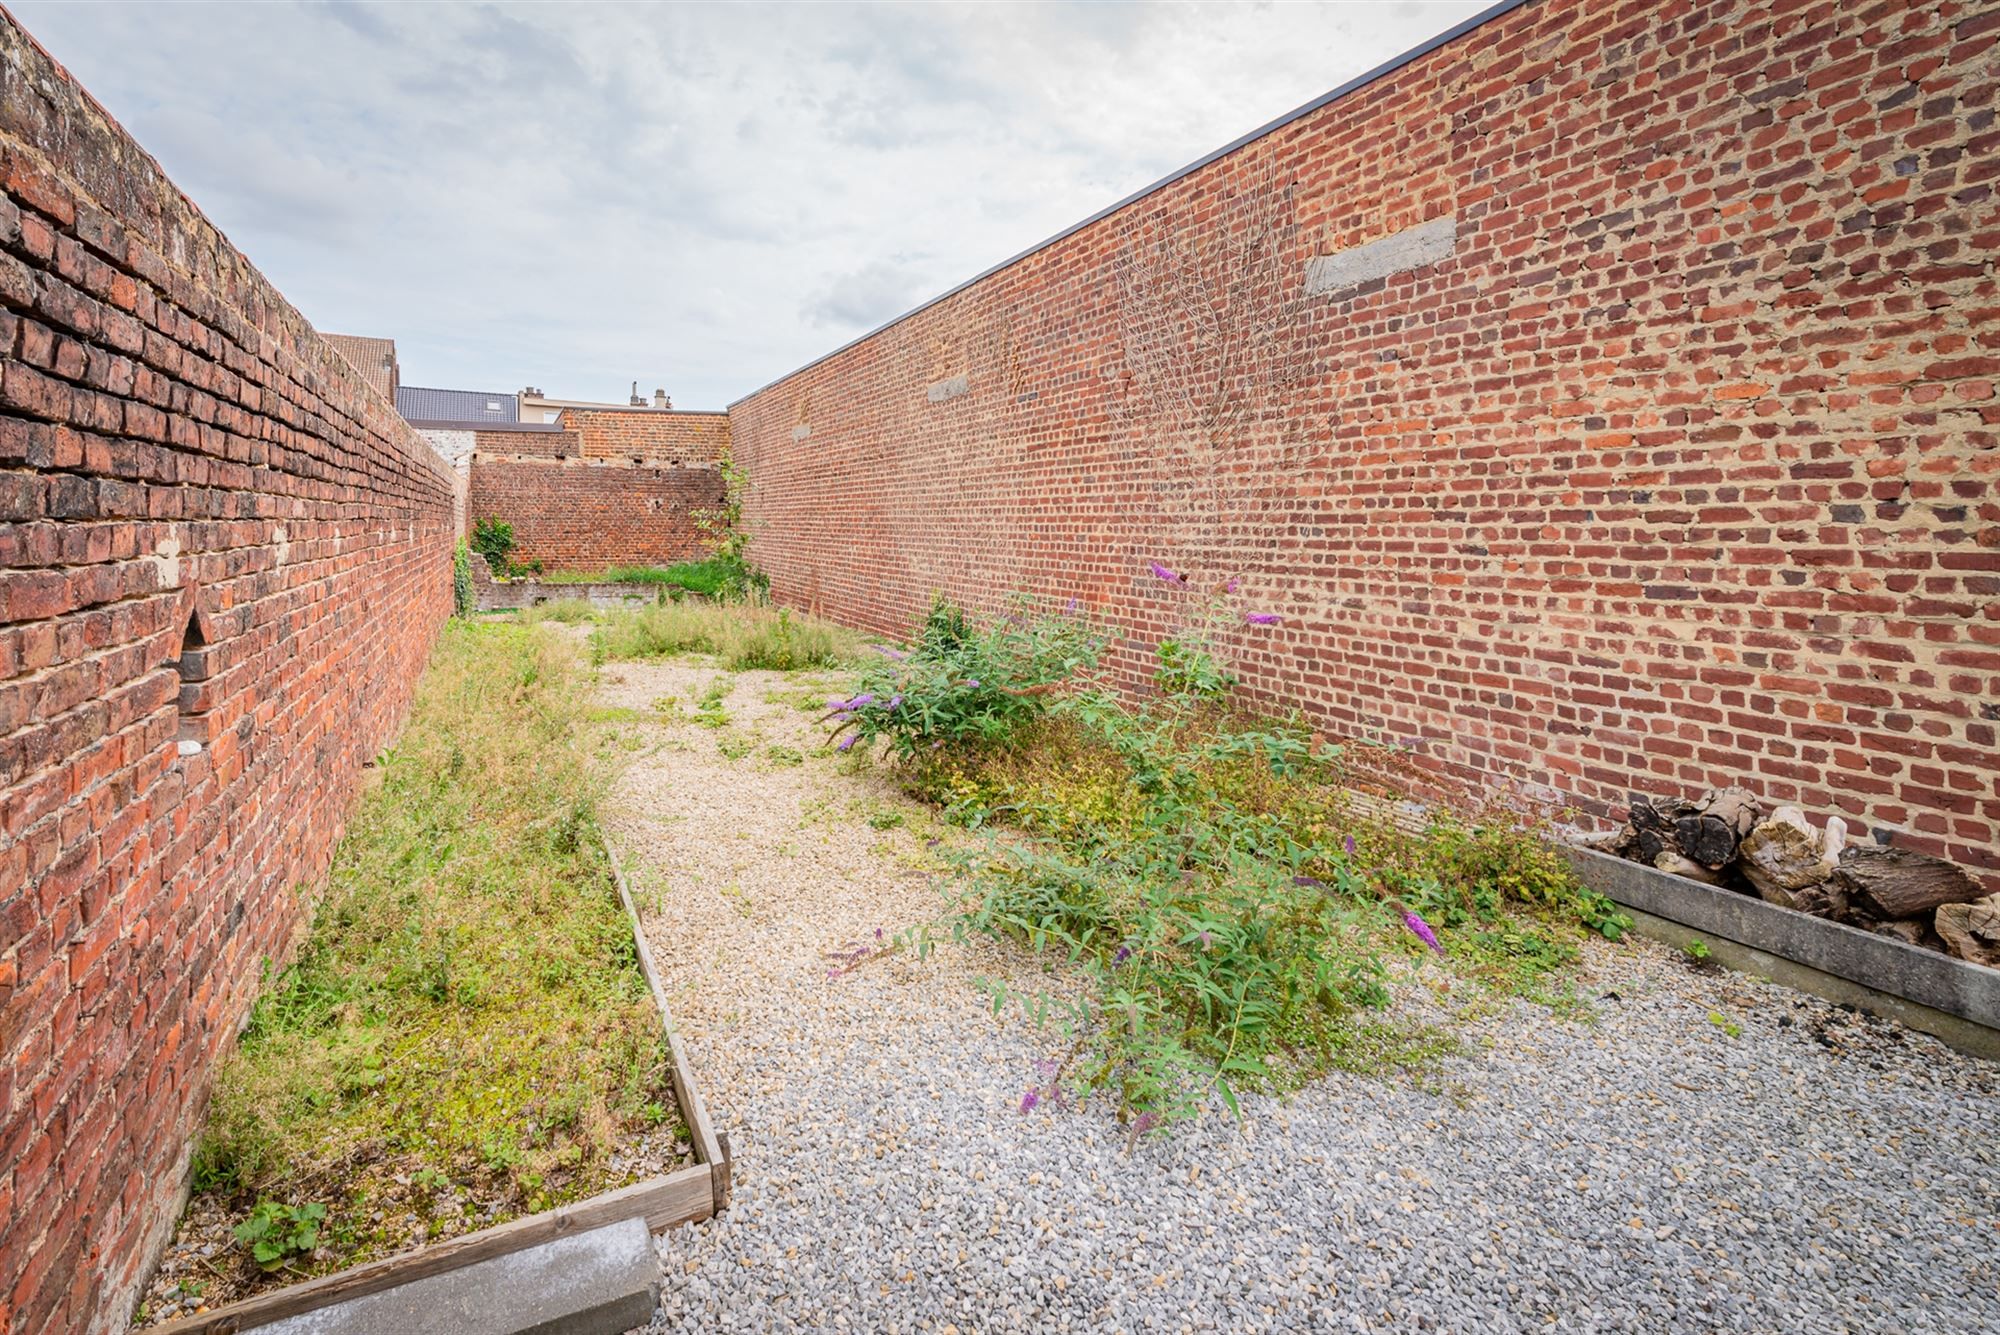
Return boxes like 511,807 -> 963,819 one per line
726,0 -> 1531,408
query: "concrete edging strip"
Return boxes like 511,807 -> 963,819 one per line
255,1218 -> 658,1335
1565,845 -> 2000,1053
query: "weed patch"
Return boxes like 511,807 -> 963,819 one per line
591,601 -> 857,672
158,622 -> 686,1313
839,586 -> 1626,1137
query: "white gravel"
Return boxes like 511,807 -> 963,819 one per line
600,659 -> 2000,1335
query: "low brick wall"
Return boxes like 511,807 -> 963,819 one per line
465,456 -> 724,573
560,406 -> 729,465
0,14 -> 454,1333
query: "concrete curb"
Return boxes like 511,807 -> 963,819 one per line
1566,845 -> 2000,1059
257,1218 -> 658,1335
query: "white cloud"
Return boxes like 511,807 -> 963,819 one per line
11,0 -> 1490,407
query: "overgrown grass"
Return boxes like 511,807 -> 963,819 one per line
843,596 -> 1626,1133
190,621 -> 676,1274
519,597 -> 598,625
540,555 -> 749,599
590,600 -> 858,672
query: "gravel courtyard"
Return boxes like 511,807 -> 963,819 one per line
599,659 -> 2000,1335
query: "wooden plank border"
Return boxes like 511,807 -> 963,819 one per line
143,838 -> 732,1334
603,834 -> 732,1214
146,1166 -> 712,1335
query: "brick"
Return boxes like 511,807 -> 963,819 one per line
0,14 -> 456,1333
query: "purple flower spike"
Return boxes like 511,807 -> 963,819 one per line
965,678 -> 980,688
1343,833 -> 1358,857
1225,577 -> 1239,594
1065,597 -> 1079,613
873,644 -> 909,661
837,734 -> 859,752
1112,944 -> 1133,966
887,694 -> 903,710
1402,907 -> 1445,956
1292,875 -> 1326,889
1245,612 -> 1282,626
1149,562 -> 1183,583
1020,1089 -> 1040,1114
1197,930 -> 1213,949
1132,1110 -> 1159,1137
849,693 -> 875,707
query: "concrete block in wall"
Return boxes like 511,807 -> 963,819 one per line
1304,216 -> 1457,296
927,375 -> 969,404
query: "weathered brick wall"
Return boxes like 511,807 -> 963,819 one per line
0,15 -> 454,1333
473,424 -> 580,461
464,456 -> 723,571
558,406 -> 729,465
731,0 -> 2000,882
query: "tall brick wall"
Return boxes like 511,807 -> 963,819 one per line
730,0 -> 2000,882
558,406 -> 729,465
0,14 -> 454,1333
464,456 -> 724,571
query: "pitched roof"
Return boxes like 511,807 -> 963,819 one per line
395,385 -> 519,423
322,333 -> 398,400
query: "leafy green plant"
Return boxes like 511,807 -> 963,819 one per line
471,516 -> 515,571
453,541 -> 475,618
1686,938 -> 1711,962
826,595 -> 1106,759
855,561 -> 1628,1138
233,1201 -> 326,1271
1155,637 -> 1234,699
691,446 -> 769,598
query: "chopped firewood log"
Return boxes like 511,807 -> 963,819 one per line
1934,894 -> 2000,969
1833,845 -> 1987,920
1738,807 -> 1843,904
1626,786 -> 1761,871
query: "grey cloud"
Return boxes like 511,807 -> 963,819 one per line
806,260 -> 926,329
8,0 -> 1489,406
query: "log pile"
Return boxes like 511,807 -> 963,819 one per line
1597,788 -> 1999,969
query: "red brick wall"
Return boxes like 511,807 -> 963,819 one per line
557,406 -> 729,464
730,0 -> 2000,881
0,15 -> 454,1333
465,457 -> 724,571
473,425 -> 581,461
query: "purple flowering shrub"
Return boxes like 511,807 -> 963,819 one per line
833,569 -> 1623,1139
1147,563 -> 1283,701
823,595 -> 1106,760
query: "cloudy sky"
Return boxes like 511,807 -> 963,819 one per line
15,1 -> 1489,408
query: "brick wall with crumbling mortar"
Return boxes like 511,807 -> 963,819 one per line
0,13 -> 454,1332
730,0 -> 2000,886
558,406 -> 729,465
465,455 -> 724,571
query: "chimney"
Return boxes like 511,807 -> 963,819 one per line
629,380 -> 644,406
653,388 -> 670,409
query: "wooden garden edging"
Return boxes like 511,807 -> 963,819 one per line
146,836 -> 729,1334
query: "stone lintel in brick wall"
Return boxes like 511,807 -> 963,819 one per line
1303,215 -> 1457,297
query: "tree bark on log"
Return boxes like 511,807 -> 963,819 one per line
1833,845 -> 1986,920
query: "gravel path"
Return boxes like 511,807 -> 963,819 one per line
600,659 -> 2000,1335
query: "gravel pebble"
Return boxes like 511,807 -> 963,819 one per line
600,660 -> 2000,1334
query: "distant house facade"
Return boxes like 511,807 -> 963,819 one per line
519,382 -> 674,423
